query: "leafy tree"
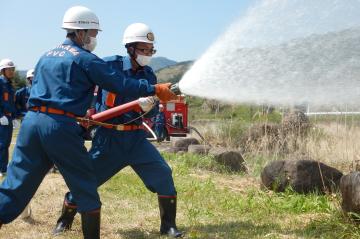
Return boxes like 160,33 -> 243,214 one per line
11,71 -> 26,90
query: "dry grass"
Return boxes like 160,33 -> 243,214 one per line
0,168 -> 167,239
190,119 -> 360,173
0,174 -> 69,239
0,162 -> 261,239
304,123 -> 360,172
3,120 -> 360,238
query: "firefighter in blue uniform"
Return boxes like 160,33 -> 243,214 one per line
53,23 -> 183,238
15,69 -> 34,118
0,7 -> 177,239
155,104 -> 166,142
14,69 -> 35,219
0,59 -> 17,177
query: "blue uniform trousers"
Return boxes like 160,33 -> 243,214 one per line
0,111 -> 101,223
155,123 -> 165,140
0,119 -> 13,173
66,127 -> 176,204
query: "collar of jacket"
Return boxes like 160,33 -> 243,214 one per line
122,55 -> 132,71
0,76 -> 11,84
63,38 -> 82,49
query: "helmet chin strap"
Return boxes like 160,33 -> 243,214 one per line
128,47 -> 143,71
133,57 -> 142,70
75,30 -> 89,47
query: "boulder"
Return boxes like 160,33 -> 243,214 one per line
209,148 -> 246,172
281,111 -> 310,135
239,123 -> 285,153
340,172 -> 360,221
239,112 -> 311,154
188,144 -> 211,155
261,159 -> 343,193
162,147 -> 186,154
260,160 -> 288,191
171,137 -> 200,151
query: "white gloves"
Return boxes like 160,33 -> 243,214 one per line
138,97 -> 156,112
0,116 -> 9,126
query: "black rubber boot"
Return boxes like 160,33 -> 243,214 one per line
158,196 -> 183,238
81,209 -> 101,239
53,193 -> 77,235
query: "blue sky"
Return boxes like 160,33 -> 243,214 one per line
0,0 -> 253,70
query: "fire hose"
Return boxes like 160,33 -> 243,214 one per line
76,83 -> 181,128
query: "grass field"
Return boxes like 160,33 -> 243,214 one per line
2,122 -> 360,239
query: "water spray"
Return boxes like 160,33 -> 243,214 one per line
179,0 -> 360,110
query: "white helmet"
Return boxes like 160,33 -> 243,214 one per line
62,6 -> 101,30
26,69 -> 35,78
0,59 -> 15,71
123,23 -> 155,45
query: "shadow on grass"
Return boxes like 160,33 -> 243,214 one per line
21,216 -> 38,225
291,215 -> 360,239
116,228 -> 159,239
117,221 -> 282,239
117,217 -> 360,239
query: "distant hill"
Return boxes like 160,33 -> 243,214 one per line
155,61 -> 193,84
149,57 -> 177,71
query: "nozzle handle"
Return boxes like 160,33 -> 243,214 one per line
170,83 -> 181,95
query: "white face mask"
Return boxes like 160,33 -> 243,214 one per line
83,37 -> 97,52
136,54 -> 152,66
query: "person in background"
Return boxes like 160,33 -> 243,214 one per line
15,69 -> 34,118
0,59 -> 17,177
0,6 -> 176,239
53,23 -> 182,238
155,104 -> 166,142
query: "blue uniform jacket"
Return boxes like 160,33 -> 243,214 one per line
29,39 -> 156,117
0,77 -> 16,119
15,86 -> 31,116
97,55 -> 159,125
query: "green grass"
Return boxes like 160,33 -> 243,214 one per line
94,152 -> 360,239
308,114 -> 360,125
187,96 -> 282,124
164,152 -> 232,173
5,126 -> 360,238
